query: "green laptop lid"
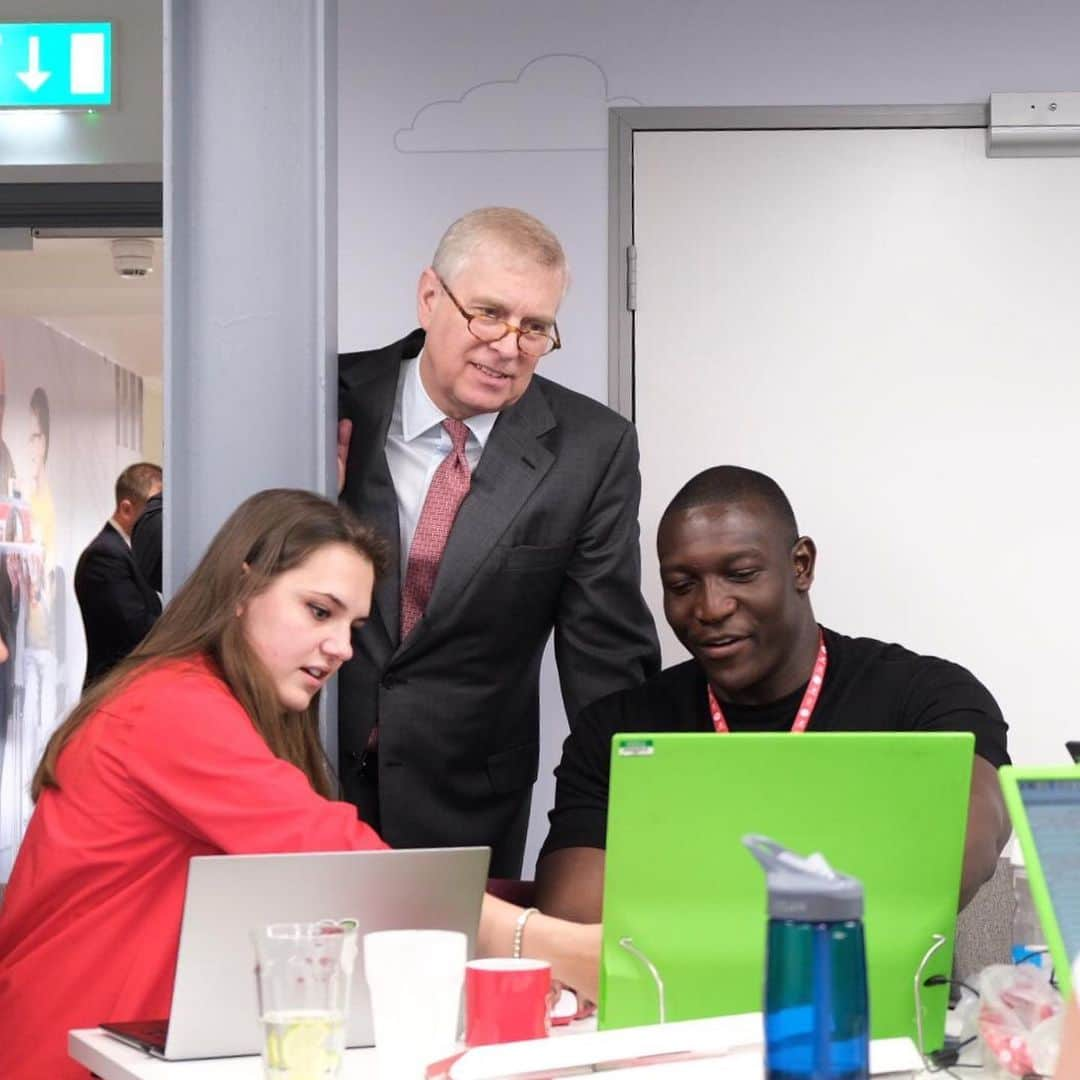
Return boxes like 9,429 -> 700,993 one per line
600,731 -> 973,1049
999,765 -> 1080,1001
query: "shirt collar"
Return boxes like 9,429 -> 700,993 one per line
401,352 -> 499,449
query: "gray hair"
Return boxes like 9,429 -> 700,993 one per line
432,207 -> 569,291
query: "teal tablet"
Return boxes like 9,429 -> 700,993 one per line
999,765 -> 1080,1000
601,732 -> 974,1049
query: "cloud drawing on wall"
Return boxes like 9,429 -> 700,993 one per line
394,54 -> 643,154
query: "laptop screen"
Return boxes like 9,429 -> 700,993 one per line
1018,778 -> 1080,963
601,731 -> 973,1045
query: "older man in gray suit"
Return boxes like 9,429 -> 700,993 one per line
337,207 -> 659,876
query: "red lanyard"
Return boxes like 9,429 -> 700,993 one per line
707,631 -> 828,734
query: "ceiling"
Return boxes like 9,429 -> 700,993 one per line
0,235 -> 162,383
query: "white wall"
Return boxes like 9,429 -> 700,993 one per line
633,126 -> 1080,773
0,0 -> 161,176
336,0 -> 1080,874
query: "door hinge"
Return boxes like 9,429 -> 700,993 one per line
626,244 -> 637,312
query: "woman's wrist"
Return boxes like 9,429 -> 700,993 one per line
520,912 -> 588,986
513,907 -> 540,958
477,894 -> 599,1002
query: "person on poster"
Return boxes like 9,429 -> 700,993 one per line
21,387 -> 59,831
0,354 -> 15,497
0,353 -> 17,800
336,207 -> 660,876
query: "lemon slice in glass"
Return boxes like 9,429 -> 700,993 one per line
279,1015 -> 334,1079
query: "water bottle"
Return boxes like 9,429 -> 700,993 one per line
1011,866 -> 1047,968
744,835 -> 870,1080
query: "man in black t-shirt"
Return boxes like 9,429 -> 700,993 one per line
536,466 -> 1010,919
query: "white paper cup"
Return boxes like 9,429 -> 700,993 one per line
363,930 -> 466,1079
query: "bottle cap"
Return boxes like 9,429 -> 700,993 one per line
743,834 -> 864,921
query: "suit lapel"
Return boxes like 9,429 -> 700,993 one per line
341,345 -> 414,655
397,381 -> 556,656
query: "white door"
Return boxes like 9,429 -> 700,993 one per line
633,126 -> 1080,765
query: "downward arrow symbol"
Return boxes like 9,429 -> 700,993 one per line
17,36 -> 52,93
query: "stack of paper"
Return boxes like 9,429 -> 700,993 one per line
426,1013 -> 923,1079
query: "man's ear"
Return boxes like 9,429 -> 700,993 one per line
792,536 -> 816,593
416,267 -> 441,328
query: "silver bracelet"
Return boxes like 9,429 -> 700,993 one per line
512,906 -> 539,959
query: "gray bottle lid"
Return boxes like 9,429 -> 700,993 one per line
743,834 -> 864,922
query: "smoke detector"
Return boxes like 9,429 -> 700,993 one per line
111,238 -> 154,278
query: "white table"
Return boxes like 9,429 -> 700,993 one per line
70,1017 -> 601,1078
71,1022 -> 929,1080
71,1029 -> 370,1080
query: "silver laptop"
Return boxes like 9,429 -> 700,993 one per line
102,846 -> 489,1060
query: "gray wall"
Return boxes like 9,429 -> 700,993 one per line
337,0 -> 1080,874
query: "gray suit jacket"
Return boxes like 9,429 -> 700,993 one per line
338,330 -> 659,875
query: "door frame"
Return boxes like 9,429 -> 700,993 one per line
607,103 -> 987,420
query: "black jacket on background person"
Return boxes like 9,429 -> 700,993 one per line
131,493 -> 163,594
75,522 -> 162,687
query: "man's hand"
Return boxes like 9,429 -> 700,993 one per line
337,418 -> 353,496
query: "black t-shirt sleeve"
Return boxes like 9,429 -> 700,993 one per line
540,662 -> 707,859
902,658 -> 1010,768
539,696 -> 620,858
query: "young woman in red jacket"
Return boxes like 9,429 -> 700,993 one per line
0,489 -> 595,1080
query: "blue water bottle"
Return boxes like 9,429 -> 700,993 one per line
744,835 -> 869,1080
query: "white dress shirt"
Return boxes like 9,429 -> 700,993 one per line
386,353 -> 498,576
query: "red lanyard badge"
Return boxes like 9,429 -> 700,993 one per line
707,631 -> 828,734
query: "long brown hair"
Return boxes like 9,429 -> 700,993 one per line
33,489 -> 387,801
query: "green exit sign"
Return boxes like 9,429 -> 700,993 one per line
0,22 -> 112,109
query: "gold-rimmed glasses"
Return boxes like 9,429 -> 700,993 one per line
438,275 -> 561,358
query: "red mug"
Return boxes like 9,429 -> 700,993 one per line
465,958 -> 552,1046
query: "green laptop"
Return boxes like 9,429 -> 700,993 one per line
999,765 -> 1080,1001
600,731 -> 974,1049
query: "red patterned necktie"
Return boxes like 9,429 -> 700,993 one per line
400,418 -> 472,639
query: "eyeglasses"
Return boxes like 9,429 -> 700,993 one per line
438,276 -> 561,358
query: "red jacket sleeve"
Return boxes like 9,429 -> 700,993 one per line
106,666 -> 389,855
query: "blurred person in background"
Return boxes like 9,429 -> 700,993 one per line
75,463 -> 163,687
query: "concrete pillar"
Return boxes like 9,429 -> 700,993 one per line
163,0 -> 337,746
163,0 -> 336,585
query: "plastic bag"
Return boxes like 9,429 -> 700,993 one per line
977,962 -> 1065,1077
